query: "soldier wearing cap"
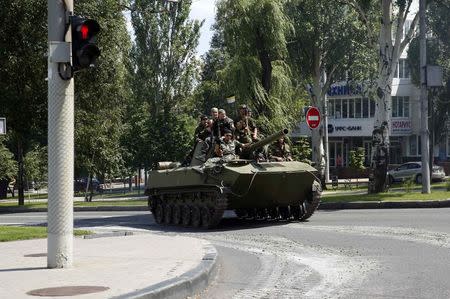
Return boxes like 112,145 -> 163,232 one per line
214,128 -> 248,162
235,104 -> 258,144
269,136 -> 293,162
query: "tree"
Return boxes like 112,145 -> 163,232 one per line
130,0 -> 202,169
23,145 -> 47,190
211,0 -> 304,133
407,0 -> 450,149
0,0 -> 48,205
74,0 -> 133,199
347,0 -> 419,193
0,139 -> 18,199
286,0 -> 372,184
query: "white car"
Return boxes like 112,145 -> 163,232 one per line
387,162 -> 446,184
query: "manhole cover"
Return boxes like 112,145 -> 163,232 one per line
27,286 -> 109,297
24,253 -> 47,257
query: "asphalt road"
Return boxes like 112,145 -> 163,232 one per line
2,209 -> 450,298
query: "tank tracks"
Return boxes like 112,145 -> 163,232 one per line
234,189 -> 321,222
149,188 -> 228,228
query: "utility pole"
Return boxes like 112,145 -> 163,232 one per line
419,0 -> 431,193
322,70 -> 330,183
47,0 -> 74,268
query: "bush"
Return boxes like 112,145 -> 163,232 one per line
403,177 -> 415,193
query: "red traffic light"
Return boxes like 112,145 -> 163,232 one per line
80,24 -> 89,39
71,16 -> 101,71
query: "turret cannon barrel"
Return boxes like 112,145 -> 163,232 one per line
245,128 -> 289,153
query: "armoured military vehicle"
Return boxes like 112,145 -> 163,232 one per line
146,129 -> 321,228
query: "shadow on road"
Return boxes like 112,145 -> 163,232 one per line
73,212 -> 300,234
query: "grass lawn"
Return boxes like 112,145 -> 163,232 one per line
0,226 -> 91,242
322,190 -> 450,203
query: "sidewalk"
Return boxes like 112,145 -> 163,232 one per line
0,233 -> 217,299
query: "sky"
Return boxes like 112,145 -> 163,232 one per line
124,0 -> 217,56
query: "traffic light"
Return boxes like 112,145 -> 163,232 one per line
71,16 -> 101,71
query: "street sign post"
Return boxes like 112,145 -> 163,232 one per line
0,118 -> 5,135
306,107 -> 321,129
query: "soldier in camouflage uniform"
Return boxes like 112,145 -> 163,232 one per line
234,104 -> 258,144
269,137 -> 293,162
212,129 -> 248,162
193,115 -> 210,143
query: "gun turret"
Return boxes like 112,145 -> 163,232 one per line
245,129 -> 289,153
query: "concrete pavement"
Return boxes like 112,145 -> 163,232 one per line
0,233 -> 217,299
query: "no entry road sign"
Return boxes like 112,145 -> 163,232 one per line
306,107 -> 321,129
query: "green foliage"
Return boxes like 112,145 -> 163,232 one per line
402,177 -> 415,193
74,0 -> 133,179
291,138 -> 312,163
197,0 -> 304,134
23,145 -> 47,188
0,140 -> 18,181
349,147 -> 365,170
130,0 -> 202,168
407,1 -> 450,144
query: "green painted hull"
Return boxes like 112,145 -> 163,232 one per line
147,161 -> 318,209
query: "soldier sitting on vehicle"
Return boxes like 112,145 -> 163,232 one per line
234,104 -> 258,144
209,129 -> 249,163
193,115 -> 210,144
212,108 -> 234,137
269,136 -> 293,162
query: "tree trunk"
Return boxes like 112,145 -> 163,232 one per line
369,0 -> 401,193
0,179 -> 8,199
17,140 -> 25,206
255,28 -> 272,116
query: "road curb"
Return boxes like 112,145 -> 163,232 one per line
0,206 -> 148,214
318,199 -> 450,210
112,243 -> 218,299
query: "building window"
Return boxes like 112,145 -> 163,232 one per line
370,99 -> 375,117
409,135 -> 421,156
355,98 -> 362,118
395,59 -> 410,78
330,98 -> 374,119
392,96 -> 410,118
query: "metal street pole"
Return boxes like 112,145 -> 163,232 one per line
419,0 -> 431,193
47,0 -> 74,268
322,70 -> 330,183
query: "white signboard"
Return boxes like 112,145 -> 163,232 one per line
391,119 -> 411,136
292,118 -> 413,138
0,118 -> 5,135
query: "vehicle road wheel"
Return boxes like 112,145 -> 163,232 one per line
415,174 -> 422,184
200,206 -> 211,228
268,207 -> 279,220
163,204 -> 172,224
191,205 -> 201,227
154,202 -> 164,224
279,206 -> 290,220
290,205 -> 300,220
172,204 -> 181,225
181,205 -> 191,227
234,209 -> 247,218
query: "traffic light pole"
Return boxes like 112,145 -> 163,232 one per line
47,0 -> 74,268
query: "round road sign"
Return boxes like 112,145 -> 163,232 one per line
306,107 -> 321,129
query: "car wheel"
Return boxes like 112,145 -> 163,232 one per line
415,174 -> 422,184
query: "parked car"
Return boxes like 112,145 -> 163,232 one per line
387,162 -> 446,184
74,177 -> 101,193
